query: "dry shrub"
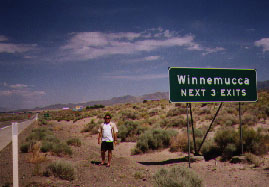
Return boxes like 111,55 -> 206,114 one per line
121,110 -> 139,120
51,143 -> 72,156
45,161 -> 74,181
132,129 -> 177,154
81,119 -> 98,134
154,166 -> 203,187
53,125 -> 63,131
213,127 -> 268,160
66,137 -> 82,147
242,114 -> 258,126
245,153 -> 263,167
169,133 -> 188,152
29,141 -> 47,176
118,120 -> 147,142
245,153 -> 264,167
29,141 -> 47,163
161,117 -> 186,129
166,107 -> 186,117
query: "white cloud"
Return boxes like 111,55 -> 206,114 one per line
202,47 -> 225,56
108,32 -> 141,40
0,43 -> 36,54
9,84 -> 28,89
0,83 -> 45,97
0,89 -> 45,97
144,56 -> 160,61
254,38 -> 269,52
60,29 -> 224,61
0,88 -> 46,109
128,55 -> 161,63
103,73 -> 168,81
0,35 -> 36,54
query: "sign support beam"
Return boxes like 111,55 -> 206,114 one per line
198,103 -> 223,153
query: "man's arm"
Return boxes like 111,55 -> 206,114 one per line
98,124 -> 102,144
98,132 -> 101,144
114,132 -> 118,144
112,123 -> 118,145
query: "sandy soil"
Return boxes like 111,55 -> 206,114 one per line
0,118 -> 268,187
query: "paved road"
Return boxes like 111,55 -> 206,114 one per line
0,114 -> 38,151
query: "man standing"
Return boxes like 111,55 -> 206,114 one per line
98,113 -> 118,167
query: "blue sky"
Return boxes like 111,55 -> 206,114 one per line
0,0 -> 269,110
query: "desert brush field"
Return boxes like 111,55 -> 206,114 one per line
1,91 -> 269,187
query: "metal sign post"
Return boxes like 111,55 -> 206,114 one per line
189,104 -> 198,155
186,103 -> 191,168
239,102 -> 243,155
12,122 -> 19,187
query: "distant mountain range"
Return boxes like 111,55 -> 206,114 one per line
2,80 -> 269,112
31,92 -> 169,111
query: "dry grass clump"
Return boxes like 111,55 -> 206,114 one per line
44,161 -> 75,181
245,153 -> 264,167
131,129 -> 177,155
118,120 -> 148,142
166,107 -> 186,117
153,166 -> 203,187
30,142 -> 48,176
215,114 -> 238,127
20,127 -> 72,156
213,127 -> 269,160
170,130 -> 205,154
169,133 -> 188,152
241,114 -> 258,126
120,109 -> 140,120
81,119 -> 99,134
160,116 -> 186,129
29,141 -> 47,163
66,137 -> 82,147
51,143 -> 72,156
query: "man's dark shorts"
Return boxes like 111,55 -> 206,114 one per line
101,141 -> 114,151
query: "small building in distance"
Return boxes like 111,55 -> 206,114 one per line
73,106 -> 83,111
62,107 -> 70,110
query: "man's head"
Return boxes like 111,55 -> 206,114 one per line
104,113 -> 112,123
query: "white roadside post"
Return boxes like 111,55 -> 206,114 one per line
12,122 -> 19,187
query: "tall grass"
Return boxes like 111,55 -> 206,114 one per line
154,166 -> 203,187
45,161 -> 74,181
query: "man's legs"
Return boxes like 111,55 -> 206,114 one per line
101,150 -> 106,165
107,150 -> 112,166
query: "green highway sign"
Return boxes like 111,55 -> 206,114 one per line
169,67 -> 257,103
44,113 -> 50,118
